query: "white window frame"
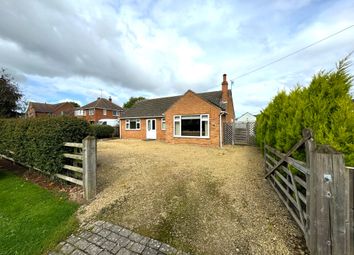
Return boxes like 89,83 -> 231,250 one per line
103,109 -> 107,115
89,109 -> 95,116
161,118 -> 166,130
125,119 -> 141,130
113,110 -> 118,116
173,114 -> 209,138
74,110 -> 83,116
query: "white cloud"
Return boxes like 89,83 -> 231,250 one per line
0,0 -> 353,115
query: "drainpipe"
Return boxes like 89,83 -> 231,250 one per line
219,111 -> 227,148
119,119 -> 122,139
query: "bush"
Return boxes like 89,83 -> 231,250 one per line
256,58 -> 354,165
89,124 -> 114,138
0,116 -> 90,174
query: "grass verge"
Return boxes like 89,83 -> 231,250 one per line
0,170 -> 79,255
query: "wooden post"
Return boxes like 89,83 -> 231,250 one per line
232,122 -> 235,145
308,144 -> 349,255
304,130 -> 315,246
83,136 -> 97,200
348,168 -> 354,255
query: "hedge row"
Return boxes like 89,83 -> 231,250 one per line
89,124 -> 115,138
0,117 -> 90,174
256,59 -> 354,166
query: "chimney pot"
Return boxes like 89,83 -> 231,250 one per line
109,96 -> 112,102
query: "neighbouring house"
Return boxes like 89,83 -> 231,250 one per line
120,74 -> 235,146
26,101 -> 76,118
75,97 -> 124,124
236,112 -> 257,122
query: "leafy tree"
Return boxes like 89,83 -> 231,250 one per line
123,96 -> 145,109
256,57 -> 354,165
0,69 -> 23,117
67,101 -> 80,107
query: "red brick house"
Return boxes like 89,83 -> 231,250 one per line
26,102 -> 76,118
75,97 -> 124,124
120,74 -> 235,146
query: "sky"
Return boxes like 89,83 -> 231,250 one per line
0,0 -> 354,117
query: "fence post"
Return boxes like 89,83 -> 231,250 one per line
304,130 -> 315,247
308,144 -> 349,255
348,169 -> 354,255
83,136 -> 97,200
232,122 -> 235,145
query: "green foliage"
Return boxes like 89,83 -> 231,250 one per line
0,116 -> 89,174
0,69 -> 23,117
123,96 -> 146,109
89,124 -> 114,138
256,58 -> 354,166
0,170 -> 78,255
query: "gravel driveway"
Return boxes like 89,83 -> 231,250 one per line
78,139 -> 306,255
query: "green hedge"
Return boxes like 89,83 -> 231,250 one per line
89,124 -> 114,138
256,59 -> 354,166
0,116 -> 90,174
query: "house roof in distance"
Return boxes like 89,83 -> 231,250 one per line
122,90 -> 230,118
29,102 -> 74,113
80,97 -> 123,111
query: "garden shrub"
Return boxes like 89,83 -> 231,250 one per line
89,124 -> 114,138
256,58 -> 354,166
0,116 -> 90,174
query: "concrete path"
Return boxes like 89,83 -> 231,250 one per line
50,221 -> 187,255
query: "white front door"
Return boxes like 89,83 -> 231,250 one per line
146,119 -> 157,139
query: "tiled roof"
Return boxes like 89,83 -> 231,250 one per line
81,98 -> 123,111
29,102 -> 58,113
122,90 -> 230,118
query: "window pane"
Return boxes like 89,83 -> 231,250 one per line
130,120 -> 137,129
175,121 -> 181,136
202,120 -> 208,136
181,119 -> 200,136
137,121 -> 140,129
152,120 -> 155,130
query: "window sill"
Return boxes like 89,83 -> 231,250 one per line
173,135 -> 209,139
125,129 -> 141,131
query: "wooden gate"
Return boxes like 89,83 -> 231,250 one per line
224,122 -> 256,145
264,129 -> 353,255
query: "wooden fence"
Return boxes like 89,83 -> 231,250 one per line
264,129 -> 353,255
224,121 -> 256,145
61,136 -> 97,200
0,136 -> 97,201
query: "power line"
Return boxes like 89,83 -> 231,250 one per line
230,24 -> 354,82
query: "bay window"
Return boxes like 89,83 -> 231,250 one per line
174,114 -> 209,138
125,119 -> 140,130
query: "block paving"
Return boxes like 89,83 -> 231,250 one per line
49,221 -> 188,255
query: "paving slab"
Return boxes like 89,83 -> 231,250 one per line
51,221 -> 187,255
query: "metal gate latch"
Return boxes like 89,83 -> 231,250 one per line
324,174 -> 332,183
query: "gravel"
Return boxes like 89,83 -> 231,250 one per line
77,139 -> 307,255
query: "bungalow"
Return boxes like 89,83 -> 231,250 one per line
26,101 -> 76,118
120,74 -> 235,146
75,97 -> 124,124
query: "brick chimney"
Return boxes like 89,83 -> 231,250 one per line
109,96 -> 112,102
221,74 -> 228,103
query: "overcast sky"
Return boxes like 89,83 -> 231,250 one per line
1,0 -> 354,116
